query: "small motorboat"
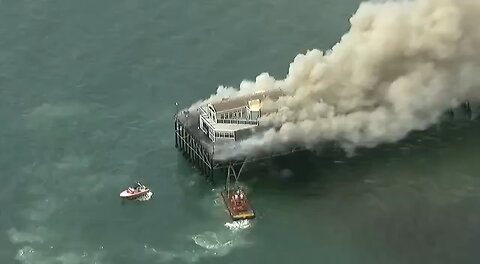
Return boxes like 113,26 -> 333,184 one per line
119,182 -> 150,199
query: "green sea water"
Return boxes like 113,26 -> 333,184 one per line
1,0 -> 480,263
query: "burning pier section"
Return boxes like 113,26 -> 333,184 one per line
174,90 -> 285,182
174,88 -> 476,182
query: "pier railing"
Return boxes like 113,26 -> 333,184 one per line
216,119 -> 259,125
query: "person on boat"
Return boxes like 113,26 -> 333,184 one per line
134,182 -> 144,191
232,195 -> 239,207
233,189 -> 243,199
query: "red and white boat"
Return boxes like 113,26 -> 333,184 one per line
119,182 -> 150,199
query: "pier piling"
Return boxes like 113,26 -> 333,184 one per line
174,115 -> 214,181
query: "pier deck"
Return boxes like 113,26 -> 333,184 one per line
174,109 -> 246,181
174,100 -> 476,181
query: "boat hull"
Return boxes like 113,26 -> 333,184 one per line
119,189 -> 150,199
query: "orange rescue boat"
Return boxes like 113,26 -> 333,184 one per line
221,188 -> 255,220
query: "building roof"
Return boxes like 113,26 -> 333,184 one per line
209,89 -> 284,112
201,114 -> 257,132
210,98 -> 245,112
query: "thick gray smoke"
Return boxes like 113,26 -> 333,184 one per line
192,0 -> 480,159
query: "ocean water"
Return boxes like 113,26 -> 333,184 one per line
1,0 -> 480,264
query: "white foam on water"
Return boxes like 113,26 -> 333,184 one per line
15,246 -> 42,264
22,197 -> 59,222
144,190 -> 254,263
55,251 -> 106,264
224,219 -> 252,231
135,191 -> 153,201
192,232 -> 231,250
8,228 -> 45,244
146,232 -> 251,263
9,154 -> 114,264
189,223 -> 253,258
15,246 -> 106,264
23,102 -> 90,130
25,103 -> 89,120
143,245 -> 177,263
189,215 -> 254,257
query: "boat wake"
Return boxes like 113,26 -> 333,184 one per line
145,222 -> 252,263
135,191 -> 153,201
224,220 -> 251,231
190,219 -> 253,254
192,231 -> 233,250
144,190 -> 253,263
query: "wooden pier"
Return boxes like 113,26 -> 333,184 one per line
175,110 -> 214,181
174,100 -> 476,182
174,109 -> 247,182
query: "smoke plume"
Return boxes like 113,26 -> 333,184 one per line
192,0 -> 480,159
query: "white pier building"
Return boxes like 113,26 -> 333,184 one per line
198,89 -> 283,142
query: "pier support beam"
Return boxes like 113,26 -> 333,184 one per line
174,117 -> 214,181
